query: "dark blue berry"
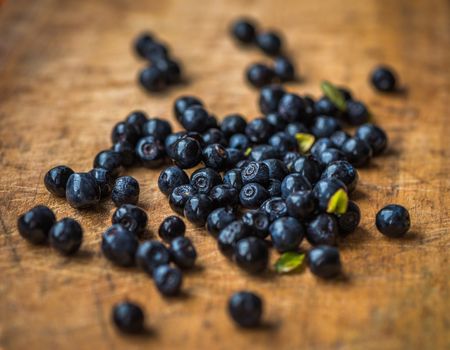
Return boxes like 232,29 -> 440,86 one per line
143,118 -> 172,141
142,41 -> 170,62
181,105 -> 210,133
112,176 -> 140,207
173,96 -> 203,122
17,205 -> 56,244
341,137 -> 372,167
259,85 -> 285,114
125,110 -> 148,135
229,133 -> 251,151
291,156 -> 322,184
266,112 -> 287,132
112,140 -> 135,167
281,173 -> 312,199
165,131 -> 186,159
221,114 -> 247,136
269,217 -> 304,253
267,178 -> 282,197
241,161 -> 270,186
249,145 -> 280,162
308,245 -> 341,279
355,123 -> 388,156
376,204 -> 410,238
321,160 -> 359,193
234,237 -> 269,274
274,56 -> 295,81
101,225 -> 139,267
155,58 -> 182,84
278,93 -> 306,123
112,301 -> 145,334
338,87 -> 353,101
262,159 -> 288,181
284,122 -> 309,138
112,204 -> 148,237
209,184 -> 239,208
139,66 -> 166,92
169,184 -> 197,215
228,291 -> 262,328
239,183 -> 269,209
306,214 -> 338,246
202,128 -> 228,147
49,218 -> 83,255
44,165 -> 74,197
202,143 -> 228,171
184,194 -> 214,226
158,216 -> 185,243
345,100 -> 369,126
260,197 -> 288,222
337,201 -> 360,236
268,132 -> 296,153
135,136 -> 166,168
218,220 -> 249,258
246,63 -> 274,88
286,190 -> 316,220
283,151 -> 301,171
245,117 -> 273,143
136,240 -> 171,275
66,172 -> 101,209
225,148 -> 245,168
93,150 -> 123,177
170,236 -> 197,269
134,32 -> 155,58
190,167 -> 222,194
206,207 -> 237,237
313,178 -> 347,212
171,136 -> 202,169
223,168 -> 244,191
89,168 -> 114,198
311,116 -> 341,138
111,122 -> 139,145
311,138 -> 334,158
242,211 -> 270,239
316,148 -> 346,168
256,31 -> 282,56
158,166 -> 189,196
371,66 -> 397,92
330,130 -> 351,149
315,97 -> 338,117
231,19 -> 257,44
153,265 -> 183,296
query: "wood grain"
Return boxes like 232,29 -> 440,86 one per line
0,0 -> 449,349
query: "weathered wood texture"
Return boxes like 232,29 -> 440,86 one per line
0,0 -> 449,349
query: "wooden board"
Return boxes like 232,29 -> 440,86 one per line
0,0 -> 449,349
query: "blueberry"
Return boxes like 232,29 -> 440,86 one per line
249,144 -> 280,162
284,122 -> 309,138
136,240 -> 171,274
111,121 -> 139,145
173,96 -> 203,122
306,214 -> 338,246
286,190 -> 316,220
158,166 -> 189,196
143,118 -> 172,141
44,165 -> 74,197
283,151 -> 301,171
190,167 -> 222,194
278,93 -> 306,123
231,18 -> 257,44
17,205 -> 56,244
345,100 -> 369,126
311,138 -> 334,158
242,211 -> 270,239
316,148 -> 346,168
112,301 -> 145,334
184,194 -> 214,226
234,237 -> 269,274
209,184 -> 239,208
376,204 -> 410,238
262,159 -> 288,181
273,56 -> 295,81
101,225 -> 139,267
311,116 -> 341,138
205,115 -> 220,130
260,197 -> 288,222
134,32 -> 155,58
223,168 -> 244,191
241,161 -> 270,186
338,87 -> 353,101
225,148 -> 245,168
268,132 -> 296,153
169,184 -> 197,215
246,63 -> 274,88
229,133 -> 251,151
341,137 -> 372,167
281,173 -> 312,199
291,156 -> 322,184
181,105 -> 210,133
239,183 -> 269,209
218,220 -> 249,258
206,207 -> 237,237
304,96 -> 317,121
139,66 -> 166,92
228,291 -> 262,328
313,178 -> 347,212
165,131 -> 186,158
355,123 -> 388,156
135,136 -> 166,168
171,136 -> 202,169
66,172 -> 101,209
308,245 -> 341,279
267,178 -> 282,197
336,201 -> 360,236
93,150 -> 123,177
158,216 -> 185,243
89,168 -> 114,198
321,160 -> 359,193
170,236 -> 197,269
112,204 -> 148,237
112,176 -> 139,207
269,217 -> 304,253
220,114 -> 247,136
112,140 -> 136,167
142,41 -> 170,62
202,143 -> 228,171
155,58 -> 182,84
371,66 -> 397,92
49,218 -> 83,255
330,130 -> 351,149
256,31 -> 282,56
153,265 -> 183,296
245,117 -> 273,143
236,160 -> 251,169
259,85 -> 285,114
315,97 -> 338,117
202,128 -> 228,147
266,112 -> 287,132
126,110 -> 148,135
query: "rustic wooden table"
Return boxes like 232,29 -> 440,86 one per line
0,0 -> 449,349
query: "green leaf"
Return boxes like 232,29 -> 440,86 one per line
320,81 -> 347,112
274,252 -> 305,273
244,147 -> 252,157
295,133 -> 315,154
326,188 -> 348,214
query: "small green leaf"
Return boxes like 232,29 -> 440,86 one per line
295,133 -> 315,154
244,147 -> 252,157
327,188 -> 348,214
320,81 -> 347,112
274,252 -> 305,273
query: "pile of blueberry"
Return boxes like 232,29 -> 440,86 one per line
16,19 -> 409,332
135,32 -> 183,92
231,18 -> 297,88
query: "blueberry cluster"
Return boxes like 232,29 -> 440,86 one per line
230,18 -> 297,88
135,32 -> 182,92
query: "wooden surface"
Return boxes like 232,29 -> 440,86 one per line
0,0 -> 449,349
